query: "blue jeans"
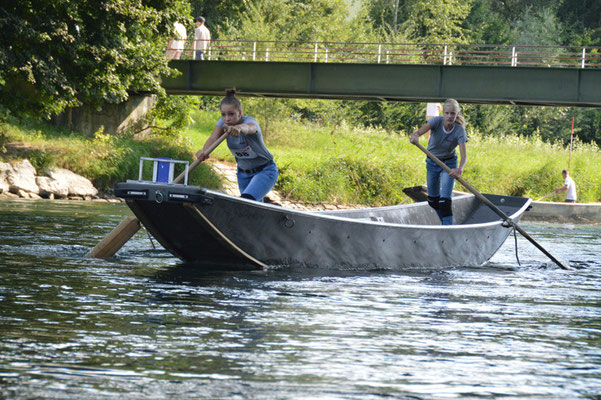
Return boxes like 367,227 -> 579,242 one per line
237,162 -> 279,202
426,157 -> 457,225
195,51 -> 204,60
426,157 -> 457,198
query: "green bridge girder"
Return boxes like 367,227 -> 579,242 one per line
163,60 -> 601,107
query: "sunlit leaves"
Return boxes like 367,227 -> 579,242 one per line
0,0 -> 190,120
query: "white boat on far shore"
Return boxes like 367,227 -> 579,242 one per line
523,201 -> 601,224
402,185 -> 601,225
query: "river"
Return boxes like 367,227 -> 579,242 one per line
0,199 -> 600,399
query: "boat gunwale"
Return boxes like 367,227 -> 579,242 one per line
199,188 -> 533,230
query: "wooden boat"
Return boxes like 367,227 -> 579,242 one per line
115,181 -> 531,269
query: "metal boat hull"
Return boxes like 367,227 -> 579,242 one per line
115,182 -> 531,269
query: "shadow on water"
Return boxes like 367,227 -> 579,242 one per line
152,259 -> 465,286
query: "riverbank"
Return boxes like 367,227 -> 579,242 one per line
0,156 -> 350,211
2,114 -> 601,206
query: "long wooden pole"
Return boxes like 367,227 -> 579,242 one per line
414,143 -> 570,270
535,191 -> 555,201
568,114 -> 575,172
86,132 -> 229,258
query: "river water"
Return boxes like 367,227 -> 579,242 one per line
0,199 -> 600,399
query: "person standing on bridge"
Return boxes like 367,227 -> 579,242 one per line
193,16 -> 211,60
165,21 -> 187,60
555,169 -> 577,203
196,89 -> 278,202
410,98 -> 468,225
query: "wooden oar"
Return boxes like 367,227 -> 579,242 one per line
86,132 -> 229,258
414,143 -> 570,270
536,191 -> 555,201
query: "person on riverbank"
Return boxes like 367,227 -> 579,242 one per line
196,89 -> 278,202
555,169 -> 577,203
409,98 -> 468,225
193,17 -> 210,60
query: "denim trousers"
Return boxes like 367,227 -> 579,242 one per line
426,157 -> 457,199
237,162 -> 279,202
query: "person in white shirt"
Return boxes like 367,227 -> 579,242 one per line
165,21 -> 186,60
555,169 -> 577,203
193,17 -> 211,60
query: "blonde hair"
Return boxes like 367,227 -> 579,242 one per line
444,98 -> 465,126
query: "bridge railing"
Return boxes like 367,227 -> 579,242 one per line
168,39 -> 601,68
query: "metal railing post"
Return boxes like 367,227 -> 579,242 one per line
581,47 -> 586,68
266,47 -> 269,61
386,50 -> 390,64
443,45 -> 448,65
314,43 -> 318,62
377,44 -> 382,63
511,46 -> 517,67
253,41 -> 257,61
325,48 -> 328,63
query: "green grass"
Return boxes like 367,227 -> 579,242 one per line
2,112 -> 600,204
0,118 -> 222,192
187,110 -> 601,205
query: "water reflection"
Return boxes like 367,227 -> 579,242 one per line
0,199 -> 600,399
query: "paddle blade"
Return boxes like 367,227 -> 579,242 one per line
85,216 -> 141,258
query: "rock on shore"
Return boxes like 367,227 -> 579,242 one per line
0,159 -> 100,200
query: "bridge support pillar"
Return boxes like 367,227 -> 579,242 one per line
54,94 -> 156,136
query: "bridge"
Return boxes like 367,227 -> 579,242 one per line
162,40 -> 601,107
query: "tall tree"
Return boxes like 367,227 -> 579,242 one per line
401,0 -> 473,44
558,0 -> 601,46
187,0 -> 247,38
218,0 -> 375,43
0,0 -> 190,120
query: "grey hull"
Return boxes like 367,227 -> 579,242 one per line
115,182 -> 531,269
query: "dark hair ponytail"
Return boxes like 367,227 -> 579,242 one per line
220,88 -> 242,112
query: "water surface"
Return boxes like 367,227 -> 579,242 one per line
0,199 -> 600,399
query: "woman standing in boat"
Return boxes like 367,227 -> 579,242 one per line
409,98 -> 468,225
196,89 -> 278,202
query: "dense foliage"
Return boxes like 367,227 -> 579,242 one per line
0,0 -> 190,119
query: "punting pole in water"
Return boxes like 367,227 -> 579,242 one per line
85,132 -> 229,258
414,143 -> 570,270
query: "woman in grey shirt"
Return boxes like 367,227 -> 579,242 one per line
196,89 -> 278,202
410,99 -> 468,225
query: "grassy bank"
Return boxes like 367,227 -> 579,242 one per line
188,110 -> 601,205
0,118 -> 222,192
2,112 -> 600,204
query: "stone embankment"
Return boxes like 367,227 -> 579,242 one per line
0,159 -> 116,201
0,158 -> 358,210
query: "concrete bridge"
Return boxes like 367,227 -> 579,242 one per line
162,40 -> 601,107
